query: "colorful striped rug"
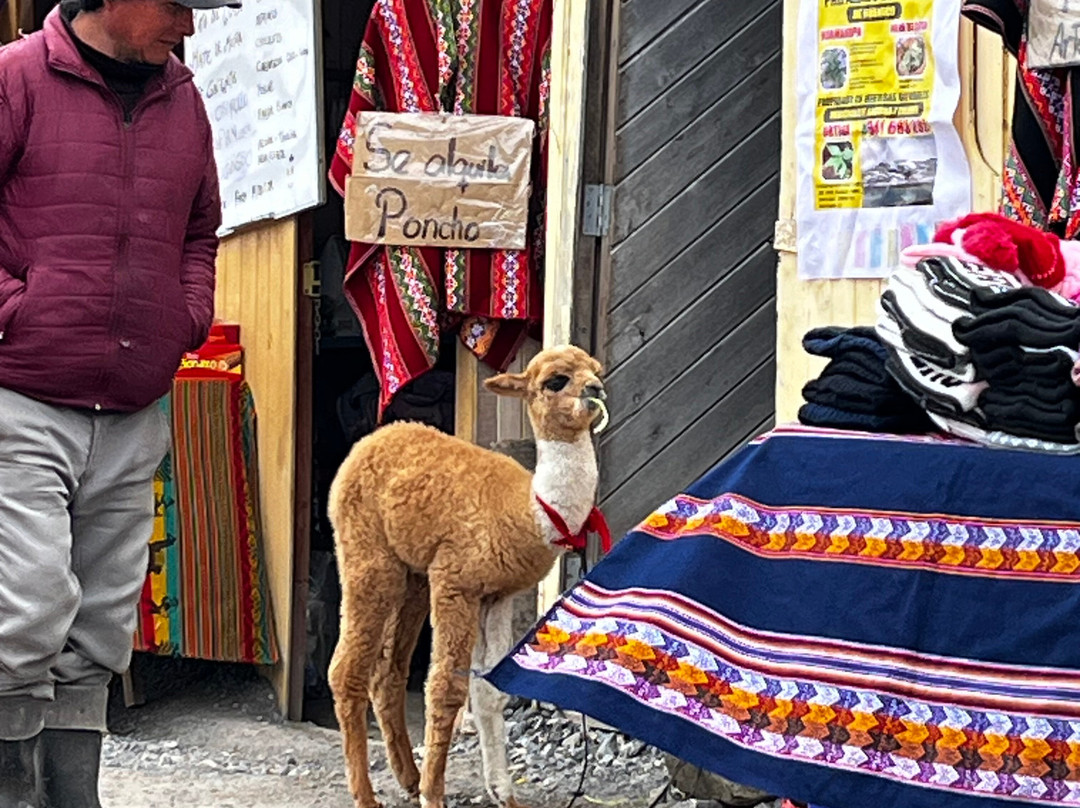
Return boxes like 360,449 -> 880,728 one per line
134,378 -> 278,666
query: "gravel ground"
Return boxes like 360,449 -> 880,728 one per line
99,657 -> 774,808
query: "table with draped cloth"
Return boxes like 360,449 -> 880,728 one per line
489,424 -> 1080,808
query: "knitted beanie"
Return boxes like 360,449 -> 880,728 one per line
876,307 -> 978,381
884,343 -> 989,420
953,300 -> 1080,351
802,326 -> 889,363
881,289 -> 959,367
979,406 -> 1079,443
966,284 -> 1079,319
981,388 -> 1080,422
888,269 -> 970,359
803,373 -> 914,416
881,287 -> 976,369
970,344 -> 1077,396
916,255 -> 1023,309
820,353 -> 892,387
798,401 -> 932,434
934,212 -> 1066,289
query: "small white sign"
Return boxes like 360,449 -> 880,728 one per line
186,1 -> 324,235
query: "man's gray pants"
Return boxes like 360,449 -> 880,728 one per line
0,387 -> 170,740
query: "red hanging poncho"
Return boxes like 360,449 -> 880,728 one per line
329,0 -> 552,417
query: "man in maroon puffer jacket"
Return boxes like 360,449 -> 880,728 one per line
0,0 -> 235,805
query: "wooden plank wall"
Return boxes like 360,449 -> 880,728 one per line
774,9 -> 1013,421
597,0 -> 784,540
214,218 -> 299,711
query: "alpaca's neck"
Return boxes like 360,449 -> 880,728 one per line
531,433 -> 599,545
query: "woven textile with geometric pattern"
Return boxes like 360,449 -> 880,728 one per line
133,377 -> 278,666
489,425 -> 1080,808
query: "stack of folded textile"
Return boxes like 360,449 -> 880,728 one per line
797,325 -> 931,433
950,284 -> 1080,446
875,257 -> 1008,425
877,254 -> 1080,453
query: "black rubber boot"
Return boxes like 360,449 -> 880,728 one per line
0,734 -> 42,808
39,730 -> 101,808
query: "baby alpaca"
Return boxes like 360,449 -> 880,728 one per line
328,345 -> 606,808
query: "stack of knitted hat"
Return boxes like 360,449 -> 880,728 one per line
797,325 -> 931,433
875,257 -> 1007,427
950,284 -> 1080,446
881,211 -> 1080,452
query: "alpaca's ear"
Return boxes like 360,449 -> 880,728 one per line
485,372 -> 528,398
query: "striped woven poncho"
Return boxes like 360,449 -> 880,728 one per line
329,0 -> 552,417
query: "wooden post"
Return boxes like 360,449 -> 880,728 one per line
537,0 -> 591,613
455,342 -> 479,444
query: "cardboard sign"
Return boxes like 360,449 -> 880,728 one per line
345,112 -> 535,250
1027,0 -> 1080,68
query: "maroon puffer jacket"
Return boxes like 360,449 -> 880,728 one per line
0,9 -> 220,412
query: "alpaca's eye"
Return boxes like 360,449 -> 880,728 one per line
543,374 -> 570,392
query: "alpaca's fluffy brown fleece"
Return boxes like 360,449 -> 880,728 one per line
328,345 -> 605,808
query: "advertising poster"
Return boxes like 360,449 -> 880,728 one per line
795,0 -> 971,279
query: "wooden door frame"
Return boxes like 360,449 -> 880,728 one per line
571,0 -> 619,371
287,213 -> 316,721
534,0 -> 620,609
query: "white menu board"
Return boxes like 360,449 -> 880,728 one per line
186,1 -> 324,235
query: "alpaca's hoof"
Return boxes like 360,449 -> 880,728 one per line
485,783 -> 528,808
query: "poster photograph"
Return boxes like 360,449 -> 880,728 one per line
795,0 -> 972,279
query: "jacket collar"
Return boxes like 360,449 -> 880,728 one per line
42,7 -> 193,95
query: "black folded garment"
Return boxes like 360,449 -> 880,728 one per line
983,377 -> 1079,406
883,345 -> 988,426
802,374 -> 912,417
802,325 -> 889,363
966,344 -> 1078,397
818,353 -> 893,387
980,417 -> 1078,444
915,255 -> 1022,308
980,388 -> 1079,423
797,401 -> 932,434
979,392 -> 1079,443
880,289 -> 961,368
966,284 -> 1079,319
954,298 -> 1080,351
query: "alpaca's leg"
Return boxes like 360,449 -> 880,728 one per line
419,584 -> 481,808
330,556 -> 407,808
471,595 -> 522,808
371,572 -> 430,799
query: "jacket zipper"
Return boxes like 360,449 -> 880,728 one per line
102,91 -> 143,403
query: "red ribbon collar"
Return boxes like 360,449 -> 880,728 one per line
535,496 -> 612,554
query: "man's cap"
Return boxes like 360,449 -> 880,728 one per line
176,0 -> 243,9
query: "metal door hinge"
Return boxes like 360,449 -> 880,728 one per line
302,260 -> 321,299
582,184 -> 613,237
